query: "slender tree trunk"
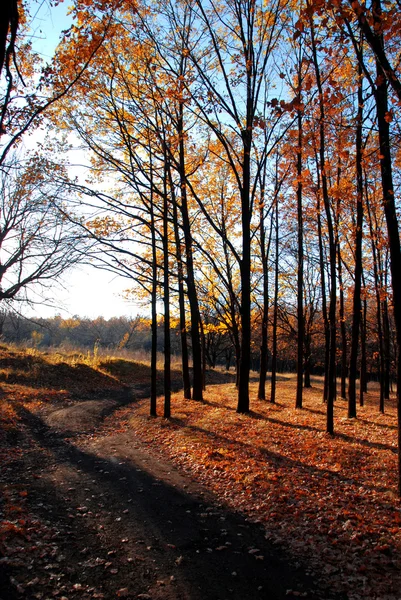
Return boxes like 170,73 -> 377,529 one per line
172,192 -> 191,399
237,127 -> 252,414
296,104 -> 304,410
310,16 -> 337,432
225,348 -> 232,372
177,104 -> 203,401
235,340 -> 241,388
373,0 -> 401,493
377,291 -> 385,413
258,185 -> 273,400
348,56 -> 364,417
200,316 -> 206,391
315,155 -> 330,403
383,258 -> 391,400
270,197 -> 279,404
150,186 -> 158,417
163,162 -> 171,419
359,293 -> 367,407
337,241 -> 347,400
258,270 -> 269,399
383,291 -> 391,400
366,180 -> 385,410
334,141 -> 347,401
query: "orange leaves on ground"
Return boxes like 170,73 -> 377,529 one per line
113,377 -> 401,600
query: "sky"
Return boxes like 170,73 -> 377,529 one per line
21,1 -> 140,320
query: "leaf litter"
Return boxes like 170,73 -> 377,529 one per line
1,352 -> 400,600
101,378 -> 401,600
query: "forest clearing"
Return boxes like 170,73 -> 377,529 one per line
0,345 -> 400,600
2,0 -> 401,598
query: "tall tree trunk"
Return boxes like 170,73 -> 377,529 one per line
310,17 -> 337,431
258,183 -> 273,400
258,224 -> 269,400
237,126 -> 252,414
359,292 -> 367,407
383,291 -> 391,401
304,329 -> 312,388
373,0 -> 401,493
270,196 -> 279,404
383,258 -> 391,400
150,185 -> 158,417
296,103 -> 304,410
200,316 -> 206,391
337,240 -> 347,400
177,103 -> 203,401
334,138 -> 347,401
172,187 -> 191,400
348,55 -> 364,417
366,180 -> 385,410
315,154 -> 330,403
163,161 -> 171,419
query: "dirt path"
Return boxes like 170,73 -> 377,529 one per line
1,396 -> 342,600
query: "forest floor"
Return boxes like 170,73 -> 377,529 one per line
0,346 -> 400,600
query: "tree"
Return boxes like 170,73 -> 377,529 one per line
182,0 -> 289,413
0,154 -> 91,305
0,0 -> 18,79
348,47 -> 364,418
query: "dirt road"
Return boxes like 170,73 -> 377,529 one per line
0,395 -> 340,600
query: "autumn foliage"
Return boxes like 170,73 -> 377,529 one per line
2,0 -> 401,594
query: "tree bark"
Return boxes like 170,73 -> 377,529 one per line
296,104 -> 304,410
172,196 -> 191,400
374,32 -> 401,492
258,176 -> 273,400
162,161 -> 171,419
366,187 -> 385,412
177,104 -> 203,401
315,154 -> 330,403
348,55 -> 364,417
309,16 -> 337,431
270,196 -> 280,404
237,128 -> 252,414
359,293 -> 367,407
150,184 -> 158,417
337,236 -> 347,401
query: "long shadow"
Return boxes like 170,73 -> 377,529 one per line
301,406 -> 327,416
336,431 -> 397,453
252,411 -> 397,454
200,397 -> 397,455
168,415 -> 396,496
202,397 -> 238,412
357,417 -> 398,431
11,405 -> 336,600
251,413 -> 322,433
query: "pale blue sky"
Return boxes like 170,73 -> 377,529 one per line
23,1 -> 139,320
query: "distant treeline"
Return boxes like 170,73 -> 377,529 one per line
0,310 -> 391,383
0,312 -> 154,353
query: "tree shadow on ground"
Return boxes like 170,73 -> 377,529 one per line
4,405 -> 330,600
168,416 -> 396,498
